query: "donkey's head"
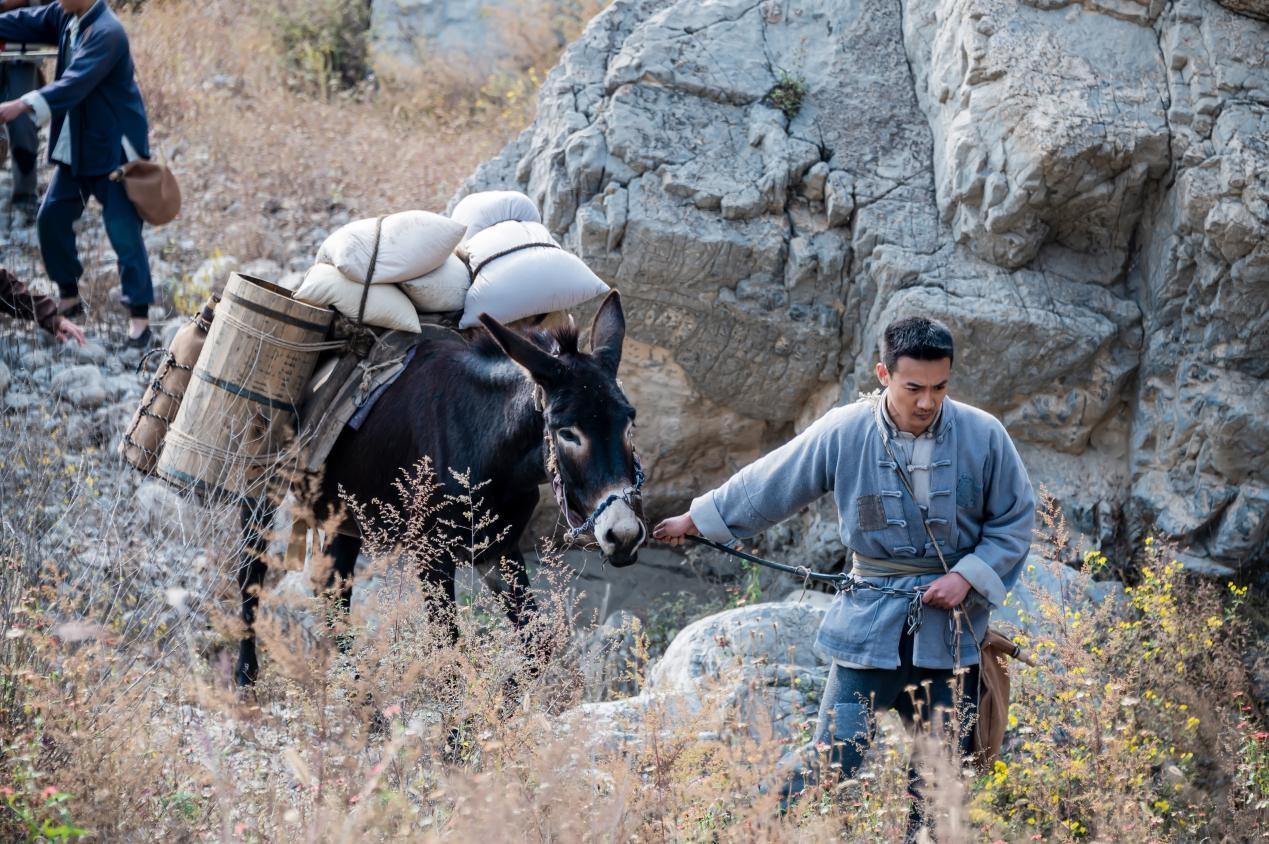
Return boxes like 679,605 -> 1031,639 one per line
480,291 -> 646,566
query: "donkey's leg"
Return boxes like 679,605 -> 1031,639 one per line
236,496 -> 275,686
417,555 -> 464,757
322,533 -> 362,654
417,555 -> 459,644
482,549 -> 551,705
482,548 -> 540,637
322,532 -> 362,612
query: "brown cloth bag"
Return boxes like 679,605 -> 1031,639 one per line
110,158 -> 181,226
972,628 -> 1032,770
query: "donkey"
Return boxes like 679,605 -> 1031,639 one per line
234,291 -> 647,685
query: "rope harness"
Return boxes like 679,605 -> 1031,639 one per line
469,241 -> 561,278
120,306 -> 216,461
355,215 -> 385,329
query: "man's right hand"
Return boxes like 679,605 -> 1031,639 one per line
652,512 -> 699,547
55,318 -> 86,346
0,100 -> 31,125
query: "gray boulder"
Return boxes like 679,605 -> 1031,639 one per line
903,0 -> 1169,270
566,555 -> 1123,747
1212,0 -> 1269,18
66,341 -> 108,366
993,555 -> 1126,632
239,258 -> 284,282
563,600 -> 825,749
1130,1 -> 1269,568
51,365 -> 107,409
3,390 -> 35,412
576,610 -> 646,702
23,349 -> 52,371
134,480 -> 204,539
190,255 -> 239,294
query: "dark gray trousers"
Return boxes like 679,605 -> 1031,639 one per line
780,626 -> 980,813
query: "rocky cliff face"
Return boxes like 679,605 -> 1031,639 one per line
453,0 -> 1268,575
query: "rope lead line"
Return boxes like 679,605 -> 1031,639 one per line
684,534 -> 930,633
685,534 -> 848,585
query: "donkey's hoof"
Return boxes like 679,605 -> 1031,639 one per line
235,641 -> 259,686
368,709 -> 389,736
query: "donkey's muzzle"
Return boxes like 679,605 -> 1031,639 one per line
597,500 -> 646,567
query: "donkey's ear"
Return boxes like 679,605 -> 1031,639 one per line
589,290 -> 625,375
479,312 -> 566,385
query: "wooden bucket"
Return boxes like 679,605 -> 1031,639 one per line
119,293 -> 219,474
157,273 -> 336,501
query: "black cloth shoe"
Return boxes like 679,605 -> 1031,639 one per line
125,326 -> 153,349
58,301 -> 86,319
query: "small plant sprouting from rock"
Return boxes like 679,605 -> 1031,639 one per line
765,69 -> 808,121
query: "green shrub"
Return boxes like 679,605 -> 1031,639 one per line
268,0 -> 371,98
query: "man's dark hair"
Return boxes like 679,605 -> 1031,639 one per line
880,316 -> 955,371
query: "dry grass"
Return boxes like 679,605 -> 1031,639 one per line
123,0 -> 562,275
2,0 -> 571,341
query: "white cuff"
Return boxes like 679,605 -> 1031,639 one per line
688,492 -> 736,544
19,91 -> 50,126
951,553 -> 1007,608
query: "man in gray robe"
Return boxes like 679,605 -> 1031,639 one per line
654,316 -> 1036,826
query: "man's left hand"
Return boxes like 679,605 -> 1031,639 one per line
0,100 -> 31,125
921,572 -> 973,609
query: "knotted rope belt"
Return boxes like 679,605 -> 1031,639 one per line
849,549 -> 966,578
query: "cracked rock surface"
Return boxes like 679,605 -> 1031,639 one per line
455,0 -> 1268,574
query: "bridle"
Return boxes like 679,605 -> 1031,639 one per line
535,385 -> 646,545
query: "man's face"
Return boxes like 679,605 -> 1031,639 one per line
875,356 -> 951,435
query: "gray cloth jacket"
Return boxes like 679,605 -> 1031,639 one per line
690,393 -> 1036,669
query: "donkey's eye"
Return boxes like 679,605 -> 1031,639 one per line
557,428 -> 582,446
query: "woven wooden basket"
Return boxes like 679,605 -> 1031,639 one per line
157,273 -> 336,502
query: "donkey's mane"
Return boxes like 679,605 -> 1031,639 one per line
470,321 -> 581,360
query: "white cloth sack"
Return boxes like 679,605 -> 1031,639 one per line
399,254 -> 471,313
293,263 -> 421,333
316,210 -> 465,285
459,221 -> 609,329
450,190 -> 541,242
